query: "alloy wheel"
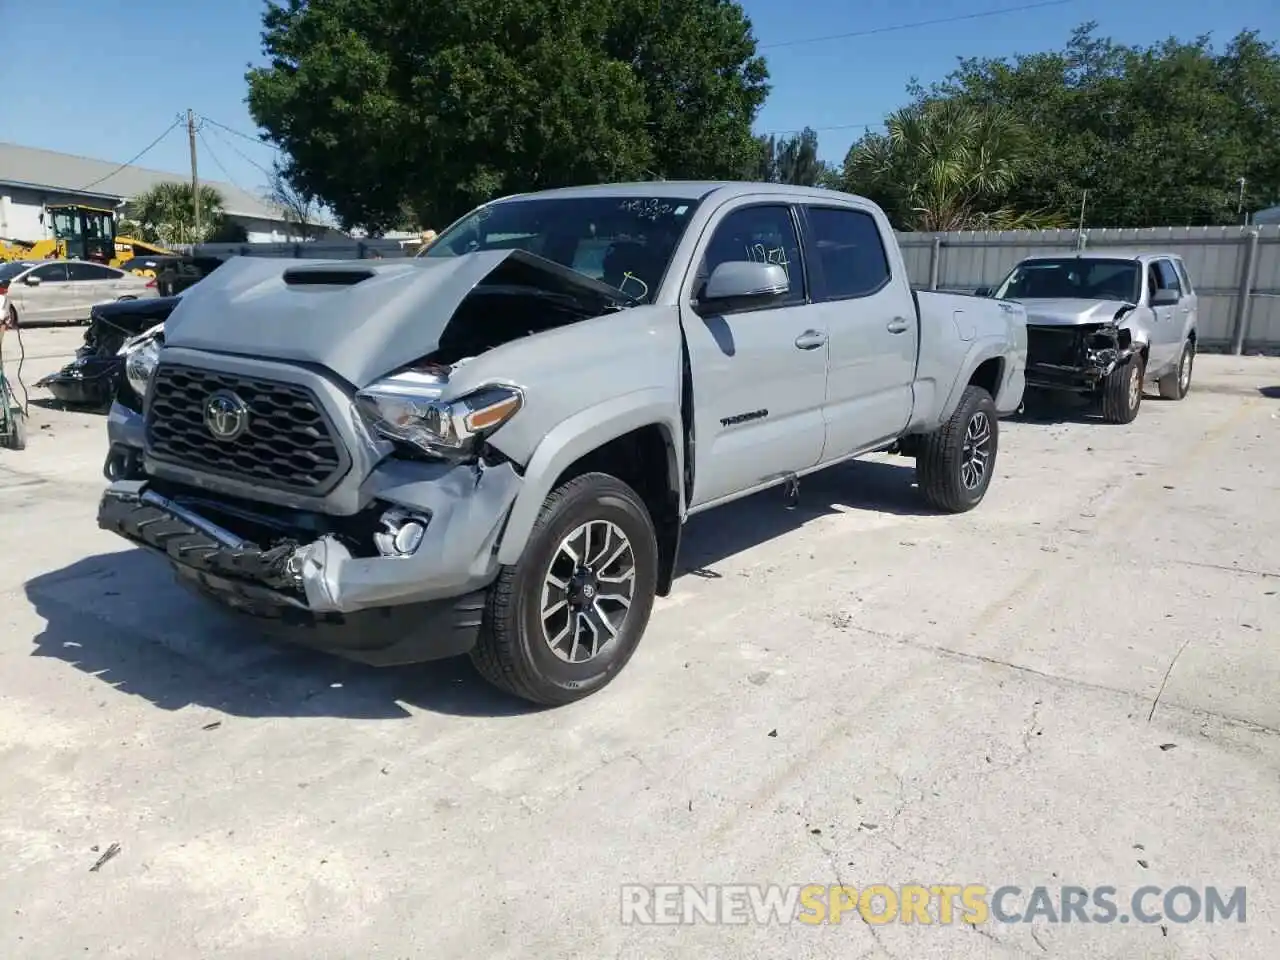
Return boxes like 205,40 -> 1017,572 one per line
539,519 -> 636,663
960,411 -> 993,491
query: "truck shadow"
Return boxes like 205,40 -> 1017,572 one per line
1260,386 -> 1280,399
676,457 -> 931,575
23,458 -> 929,721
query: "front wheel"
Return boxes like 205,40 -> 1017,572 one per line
915,384 -> 999,513
1158,339 -> 1194,400
1101,354 -> 1145,424
471,472 -> 659,706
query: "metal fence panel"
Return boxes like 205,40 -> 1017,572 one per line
901,224 -> 1280,353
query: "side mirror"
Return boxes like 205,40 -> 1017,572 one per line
24,275 -> 41,286
974,286 -> 991,297
699,261 -> 790,307
1150,288 -> 1180,307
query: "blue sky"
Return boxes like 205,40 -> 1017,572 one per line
2,0 -> 1276,198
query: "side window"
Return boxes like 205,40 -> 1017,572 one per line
31,263 -> 68,283
1154,260 -> 1182,297
804,206 -> 892,300
68,262 -> 116,281
1173,259 -> 1193,294
700,204 -> 805,307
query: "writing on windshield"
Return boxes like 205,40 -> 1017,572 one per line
422,195 -> 701,303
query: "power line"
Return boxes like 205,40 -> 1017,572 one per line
75,118 -> 184,191
197,127 -> 254,196
759,121 -> 882,137
201,116 -> 277,152
760,0 -> 1078,50
205,122 -> 276,180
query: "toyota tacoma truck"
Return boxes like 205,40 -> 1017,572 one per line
97,182 -> 1027,706
980,250 -> 1198,423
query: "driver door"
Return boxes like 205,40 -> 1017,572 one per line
1146,260 -> 1182,373
678,200 -> 828,509
12,262 -> 71,323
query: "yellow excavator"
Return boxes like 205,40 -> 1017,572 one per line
0,203 -> 174,268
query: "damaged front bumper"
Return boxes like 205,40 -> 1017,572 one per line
96,459 -> 522,666
1024,322 -> 1135,393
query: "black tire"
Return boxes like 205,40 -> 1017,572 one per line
1158,339 -> 1194,400
2,410 -> 25,451
470,472 -> 659,706
915,384 -> 999,513
6,305 -> 16,328
1101,353 -> 1145,424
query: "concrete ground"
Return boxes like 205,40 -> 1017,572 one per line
2,325 -> 1279,959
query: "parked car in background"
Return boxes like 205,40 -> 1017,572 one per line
120,253 -> 228,297
979,251 -> 1198,423
0,258 -> 159,326
97,182 -> 1026,705
37,296 -> 181,409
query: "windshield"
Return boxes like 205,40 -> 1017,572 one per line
0,262 -> 35,282
994,258 -> 1140,302
420,194 -> 703,303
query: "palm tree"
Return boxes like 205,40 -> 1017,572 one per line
127,183 -> 227,245
842,100 -> 1065,231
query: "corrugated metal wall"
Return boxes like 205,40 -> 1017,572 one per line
899,225 -> 1280,352
187,224 -> 1280,352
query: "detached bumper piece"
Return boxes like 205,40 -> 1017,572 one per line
1025,324 -> 1130,393
97,481 -> 485,666
35,356 -> 122,408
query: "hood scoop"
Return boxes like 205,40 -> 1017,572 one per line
282,266 -> 375,286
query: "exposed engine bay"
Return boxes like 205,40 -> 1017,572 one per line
1025,313 -> 1138,393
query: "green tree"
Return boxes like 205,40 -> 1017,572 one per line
742,127 -> 829,186
127,183 -> 227,245
246,0 -> 769,233
919,23 -> 1280,227
841,99 -> 1061,230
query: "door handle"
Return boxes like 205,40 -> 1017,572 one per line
887,317 -> 911,334
794,330 -> 827,350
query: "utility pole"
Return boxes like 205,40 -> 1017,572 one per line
1075,189 -> 1088,249
188,109 -> 201,239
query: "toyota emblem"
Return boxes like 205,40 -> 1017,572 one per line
203,390 -> 250,442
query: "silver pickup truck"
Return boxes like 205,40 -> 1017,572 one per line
981,251 -> 1198,423
97,182 -> 1026,705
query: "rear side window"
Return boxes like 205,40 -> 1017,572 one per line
1172,259 -> 1193,293
804,206 -> 891,300
68,262 -> 119,281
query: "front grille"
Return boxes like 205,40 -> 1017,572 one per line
146,363 -> 347,494
1027,326 -> 1085,367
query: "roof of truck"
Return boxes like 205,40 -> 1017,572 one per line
1020,250 -> 1184,263
499,181 -> 858,203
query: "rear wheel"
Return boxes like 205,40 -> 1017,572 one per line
1101,353 -> 1145,424
2,409 -> 26,451
471,472 -> 659,706
1158,339 -> 1194,400
916,384 -> 999,513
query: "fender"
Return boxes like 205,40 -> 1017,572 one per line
937,337 -> 1009,423
495,388 -> 685,566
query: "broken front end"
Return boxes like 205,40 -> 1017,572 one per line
94,250 -> 635,665
1024,320 -> 1137,394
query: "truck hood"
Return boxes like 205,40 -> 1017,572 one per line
160,250 -> 631,388
1015,298 -> 1134,327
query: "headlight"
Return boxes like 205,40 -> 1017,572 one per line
354,368 -> 523,459
120,332 -> 162,398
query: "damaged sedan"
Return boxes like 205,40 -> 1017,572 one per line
981,251 -> 1198,423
